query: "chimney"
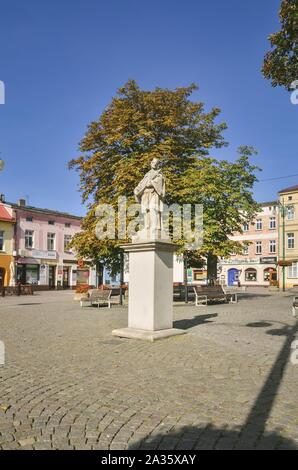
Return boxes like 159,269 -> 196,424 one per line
18,198 -> 26,207
0,194 -> 5,202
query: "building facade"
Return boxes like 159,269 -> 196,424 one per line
11,199 -> 96,289
278,185 -> 298,288
219,202 -> 279,287
0,202 -> 15,286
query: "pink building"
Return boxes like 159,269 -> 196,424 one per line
219,202 -> 279,286
11,199 -> 96,289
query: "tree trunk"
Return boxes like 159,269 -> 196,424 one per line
207,253 -> 218,286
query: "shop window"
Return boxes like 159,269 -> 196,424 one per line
245,268 -> 257,282
77,269 -> 89,285
25,264 -> 39,285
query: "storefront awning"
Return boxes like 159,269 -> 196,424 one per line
17,258 -> 40,265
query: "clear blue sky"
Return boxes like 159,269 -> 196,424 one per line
0,0 -> 297,215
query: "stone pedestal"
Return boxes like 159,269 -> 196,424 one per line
112,240 -> 185,341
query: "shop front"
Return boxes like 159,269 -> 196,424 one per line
220,257 -> 277,287
17,258 -> 40,285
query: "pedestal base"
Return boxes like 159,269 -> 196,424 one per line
112,327 -> 186,342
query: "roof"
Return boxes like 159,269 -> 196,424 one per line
0,204 -> 15,222
259,200 -> 278,207
278,184 -> 298,194
8,202 -> 82,221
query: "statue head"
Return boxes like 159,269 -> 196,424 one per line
150,158 -> 159,170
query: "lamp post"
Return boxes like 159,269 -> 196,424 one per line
279,199 -> 286,292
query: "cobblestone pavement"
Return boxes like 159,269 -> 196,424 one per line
0,289 -> 297,450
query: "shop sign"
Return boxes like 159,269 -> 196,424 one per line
260,257 -> 277,264
31,250 -> 57,260
220,258 -> 259,265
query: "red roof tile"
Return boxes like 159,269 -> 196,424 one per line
0,204 -> 15,222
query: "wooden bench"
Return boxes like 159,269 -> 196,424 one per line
80,289 -> 116,308
292,296 -> 298,317
193,285 -> 237,306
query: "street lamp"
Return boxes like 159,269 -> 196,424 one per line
278,198 -> 287,292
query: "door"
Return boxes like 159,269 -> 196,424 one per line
49,266 -> 56,289
228,268 -> 238,286
0,268 -> 5,286
63,267 -> 69,288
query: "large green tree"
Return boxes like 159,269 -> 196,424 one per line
69,80 -> 259,279
262,0 -> 298,90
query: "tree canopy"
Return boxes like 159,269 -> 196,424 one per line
69,81 -> 260,276
262,0 -> 298,90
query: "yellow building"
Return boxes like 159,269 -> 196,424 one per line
0,203 -> 15,287
278,185 -> 298,288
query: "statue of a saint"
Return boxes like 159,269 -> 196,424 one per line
134,158 -> 166,240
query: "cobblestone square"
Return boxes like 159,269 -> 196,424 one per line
0,289 -> 297,450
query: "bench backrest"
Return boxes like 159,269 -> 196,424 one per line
89,289 -> 111,300
194,285 -> 226,297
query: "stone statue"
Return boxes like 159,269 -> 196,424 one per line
134,158 -> 166,240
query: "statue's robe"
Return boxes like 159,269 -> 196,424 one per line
134,169 -> 165,230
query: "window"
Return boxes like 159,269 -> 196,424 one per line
287,233 -> 295,249
243,223 -> 249,232
245,268 -> 257,282
243,245 -> 249,255
256,219 -> 263,230
25,230 -> 34,249
48,220 -> 55,225
0,231 -> 4,251
288,196 -> 293,201
288,262 -> 298,278
287,206 -> 294,220
269,240 -> 276,253
64,234 -> 72,251
255,241 -> 262,254
26,216 -> 33,222
269,217 -> 276,229
264,268 -> 271,282
47,233 -> 56,250
65,223 -> 71,228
